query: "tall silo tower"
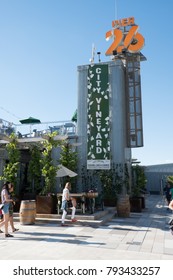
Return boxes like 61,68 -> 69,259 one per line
76,17 -> 146,194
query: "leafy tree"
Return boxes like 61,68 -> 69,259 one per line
59,141 -> 77,171
28,146 -> 42,194
99,164 -> 125,200
0,133 -> 20,194
131,165 -> 146,196
40,132 -> 62,195
59,141 -> 78,191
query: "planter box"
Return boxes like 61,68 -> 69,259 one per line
130,197 -> 142,213
140,195 -> 145,209
104,199 -> 116,207
36,195 -> 57,214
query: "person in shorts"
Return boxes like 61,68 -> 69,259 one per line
0,182 -> 15,237
9,184 -> 19,233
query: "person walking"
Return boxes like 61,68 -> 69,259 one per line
164,183 -> 172,211
9,183 -> 19,232
61,182 -> 77,226
71,197 -> 77,223
0,183 -> 19,233
0,181 -> 14,237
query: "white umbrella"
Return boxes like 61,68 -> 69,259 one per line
56,165 -> 77,177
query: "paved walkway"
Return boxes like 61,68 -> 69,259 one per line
0,195 -> 173,260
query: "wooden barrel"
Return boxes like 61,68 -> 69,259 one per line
116,194 -> 130,218
19,200 -> 36,225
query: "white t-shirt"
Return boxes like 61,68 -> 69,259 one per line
1,189 -> 10,203
62,188 -> 69,202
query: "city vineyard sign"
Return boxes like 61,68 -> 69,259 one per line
87,64 -> 110,170
105,17 -> 145,55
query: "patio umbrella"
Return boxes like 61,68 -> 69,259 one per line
71,109 -> 77,123
19,117 -> 41,124
19,117 -> 41,136
56,165 -> 77,177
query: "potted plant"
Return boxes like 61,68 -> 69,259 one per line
130,165 -> 147,212
36,132 -> 62,214
99,168 -> 117,206
99,164 -> 128,208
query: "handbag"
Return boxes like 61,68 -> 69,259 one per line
0,203 -> 4,210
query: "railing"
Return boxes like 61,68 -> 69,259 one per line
0,119 -> 77,138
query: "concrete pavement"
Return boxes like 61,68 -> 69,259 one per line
0,194 -> 173,260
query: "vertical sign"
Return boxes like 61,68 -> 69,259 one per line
87,64 -> 110,169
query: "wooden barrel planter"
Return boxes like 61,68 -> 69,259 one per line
116,194 -> 130,218
19,200 -> 36,225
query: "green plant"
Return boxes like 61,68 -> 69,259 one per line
131,165 -> 146,197
0,133 -> 20,193
59,141 -> 77,170
59,141 -> 78,191
99,164 -> 125,200
99,169 -> 117,200
167,175 -> 173,187
124,163 -> 130,194
40,132 -> 62,195
28,146 -> 42,194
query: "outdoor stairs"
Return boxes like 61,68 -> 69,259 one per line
13,207 -> 115,227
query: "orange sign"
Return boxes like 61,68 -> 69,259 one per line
105,17 -> 145,55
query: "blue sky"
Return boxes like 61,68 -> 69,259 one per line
0,0 -> 172,166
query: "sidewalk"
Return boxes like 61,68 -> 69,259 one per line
0,195 -> 173,260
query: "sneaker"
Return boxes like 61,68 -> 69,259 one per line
0,229 -> 3,233
61,223 -> 68,227
71,218 -> 77,223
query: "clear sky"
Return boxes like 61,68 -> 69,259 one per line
0,0 -> 172,166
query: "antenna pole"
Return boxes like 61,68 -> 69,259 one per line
90,43 -> 96,64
